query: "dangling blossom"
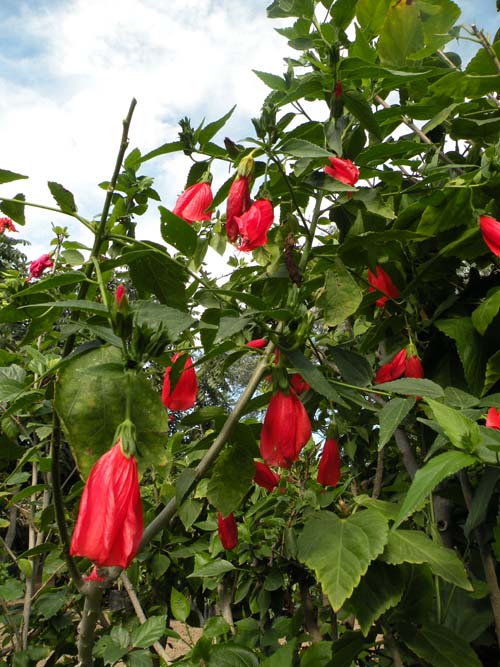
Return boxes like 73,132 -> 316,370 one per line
234,199 -> 274,251
260,390 -> 311,468
29,254 -> 53,279
317,438 -> 341,487
217,512 -> 238,550
368,265 -> 400,308
486,407 -> 500,430
173,182 -> 213,223
480,215 -> 500,257
253,461 -> 280,492
324,157 -> 359,187
162,353 -> 198,411
0,217 -> 17,233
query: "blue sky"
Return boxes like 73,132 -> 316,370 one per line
0,0 -> 497,260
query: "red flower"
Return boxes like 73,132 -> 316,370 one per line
289,373 -> 310,395
115,285 -> 126,307
162,353 -> 198,411
260,390 -> 312,468
173,182 -> 213,223
226,176 -> 251,243
234,199 -> 274,251
375,349 -> 407,384
480,215 -> 500,257
334,81 -> 343,98
253,461 -> 280,492
486,407 -> 500,430
0,217 -> 17,233
317,438 -> 341,487
324,157 -> 359,187
217,512 -> 238,550
405,354 -> 424,379
246,338 -> 268,349
29,253 -> 53,279
70,441 -> 143,570
367,265 -> 400,308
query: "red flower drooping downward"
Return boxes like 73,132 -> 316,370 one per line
29,253 -> 54,279
226,176 -> 252,243
260,390 -> 312,468
234,199 -> 274,251
317,438 -> 341,487
368,265 -> 401,308
218,512 -> 238,550
0,217 -> 17,233
324,157 -> 359,187
70,441 -> 143,570
162,353 -> 198,411
486,407 -> 500,430
375,349 -> 424,385
480,215 -> 500,257
253,461 -> 280,492
245,338 -> 268,349
173,182 -> 213,223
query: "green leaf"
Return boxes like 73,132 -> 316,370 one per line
93,636 -> 126,664
130,615 -> 167,648
0,192 -> 26,224
207,443 -> 254,516
356,0 -> 392,37
33,590 -> 66,619
401,624 -> 481,667
483,349 -> 500,395
198,105 -> 236,145
357,140 -> 429,166
189,559 -> 235,578
382,530 -> 472,590
444,386 -> 479,409
343,90 -> 382,139
127,650 -> 154,667
47,181 -> 77,213
378,397 -> 415,449
417,189 -> 473,237
159,206 -> 197,256
318,260 -> 363,327
374,378 -> 444,398
463,467 -> 500,538
348,562 -> 405,636
297,509 -> 388,611
203,616 -> 231,639
329,347 -> 372,387
215,316 -> 252,344
0,168 -> 28,185
281,139 -> 332,158
332,630 -> 367,667
16,272 -> 89,296
141,140 -> 184,163
285,349 -> 345,405
208,646 -> 258,667
425,398 -> 481,451
472,287 -> 500,335
170,588 -> 190,622
253,70 -> 287,91
0,578 -> 24,601
261,639 -> 297,666
435,318 -> 484,395
394,451 -> 476,527
378,1 -> 424,66
8,483 -> 48,506
300,641 -> 332,667
134,301 -> 195,341
54,346 -> 169,476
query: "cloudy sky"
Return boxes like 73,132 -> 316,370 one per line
0,0 -> 497,261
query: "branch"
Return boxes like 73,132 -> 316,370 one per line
471,25 -> 500,76
121,572 -> 171,664
372,446 -> 385,499
77,583 -> 104,667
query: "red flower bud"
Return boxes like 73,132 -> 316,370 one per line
405,354 -> 424,379
253,461 -> 280,492
173,182 -> 213,223
70,441 -> 143,570
289,373 -> 310,395
217,512 -> 238,550
115,285 -> 126,307
29,253 -> 54,279
317,438 -> 341,487
162,353 -> 198,411
226,176 -> 251,242
245,338 -> 268,349
234,199 -> 274,251
486,407 -> 500,430
324,157 -> 359,187
260,390 -> 312,468
480,215 -> 500,257
0,217 -> 17,233
367,265 -> 400,308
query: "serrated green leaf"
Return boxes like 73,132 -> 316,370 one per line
297,509 -> 389,611
159,206 -> 197,257
0,192 -> 26,224
444,386 -> 479,409
374,377 -> 444,398
378,1 -> 424,66
463,467 -> 500,538
253,70 -> 287,91
378,397 -> 415,449
318,261 -> 363,327
425,398 -> 481,451
281,139 -> 332,158
207,443 -> 254,516
483,349 -> 500,396
472,287 -> 500,335
435,318 -> 484,396
47,181 -> 77,213
394,451 -> 476,527
128,650 -> 154,667
0,168 -> 28,185
130,615 -> 167,648
343,90 -> 382,139
262,639 -> 297,666
401,624 -> 481,667
133,301 -> 195,341
356,0 -> 392,37
141,140 -> 184,163
215,316 -> 252,344
170,588 -> 190,622
198,105 -> 236,146
189,559 -> 235,578
348,562 -> 405,636
329,347 -> 372,387
33,590 -> 66,619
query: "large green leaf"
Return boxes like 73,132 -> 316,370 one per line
356,0 -> 392,37
378,397 -> 415,449
331,630 -> 368,667
374,377 -> 444,399
378,1 -> 424,65
394,451 -> 476,527
401,624 -> 481,667
159,206 -> 197,257
329,347 -> 372,387
297,509 -> 389,611
317,260 -> 363,327
207,442 -> 255,517
483,349 -> 500,395
130,615 -> 167,649
47,181 -> 77,213
425,398 -> 481,451
343,90 -> 382,139
208,645 -> 258,667
463,467 -> 500,538
348,562 -> 405,636
198,105 -> 236,145
133,301 -> 195,341
285,349 -> 345,405
54,346 -> 168,476
435,318 -> 484,396
382,530 -> 472,590
0,192 -> 25,224
472,287 -> 500,335
261,639 -> 297,666
281,139 -> 332,158
0,168 -> 28,185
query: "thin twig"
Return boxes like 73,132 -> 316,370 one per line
121,572 -> 171,665
372,446 -> 385,499
471,25 -> 500,75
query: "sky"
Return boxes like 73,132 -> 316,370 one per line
0,0 -> 497,262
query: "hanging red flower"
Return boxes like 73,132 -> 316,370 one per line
29,253 -> 54,279
367,265 -> 400,308
226,176 -> 252,242
405,354 -> 424,379
217,512 -> 238,550
245,338 -> 268,349
324,157 -> 359,187
115,285 -> 126,307
317,438 -> 341,487
70,441 -> 143,570
0,217 -> 17,233
260,390 -> 312,468
253,461 -> 280,492
375,349 -> 407,384
234,199 -> 274,251
162,353 -> 198,411
480,215 -> 500,257
173,182 -> 213,223
290,373 -> 310,395
486,407 -> 500,430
